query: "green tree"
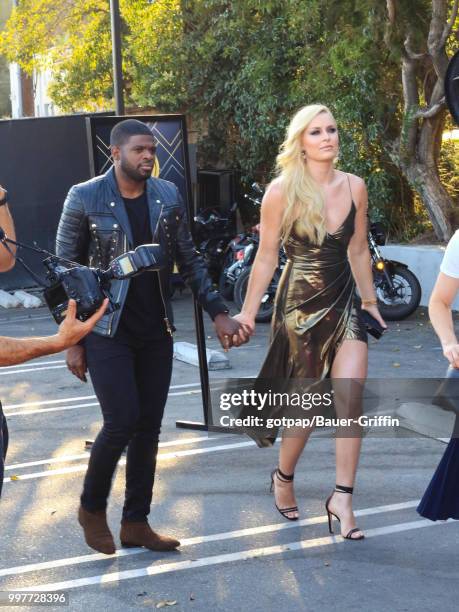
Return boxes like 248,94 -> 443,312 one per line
0,0 -> 183,112
384,0 -> 459,240
3,0 -> 458,240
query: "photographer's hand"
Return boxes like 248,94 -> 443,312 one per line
59,299 -> 108,382
0,299 -> 107,368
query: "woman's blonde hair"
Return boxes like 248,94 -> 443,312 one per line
275,104 -> 335,245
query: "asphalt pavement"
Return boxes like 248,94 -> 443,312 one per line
0,290 -> 457,612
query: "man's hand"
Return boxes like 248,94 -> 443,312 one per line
66,345 -> 88,382
213,313 -> 250,351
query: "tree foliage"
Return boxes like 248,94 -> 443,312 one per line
2,0 -> 459,238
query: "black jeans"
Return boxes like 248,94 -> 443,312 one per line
81,332 -> 173,521
0,401 -> 8,499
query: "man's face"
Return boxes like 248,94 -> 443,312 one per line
112,134 -> 157,182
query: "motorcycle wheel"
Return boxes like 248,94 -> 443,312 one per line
234,266 -> 278,323
374,265 -> 421,320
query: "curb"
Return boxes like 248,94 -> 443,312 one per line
395,401 -> 455,440
173,341 -> 230,370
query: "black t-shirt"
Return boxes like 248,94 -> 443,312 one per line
115,192 -> 168,341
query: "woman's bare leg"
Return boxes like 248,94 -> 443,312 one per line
328,339 -> 368,538
273,425 -> 314,519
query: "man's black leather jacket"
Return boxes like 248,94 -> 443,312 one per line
55,167 -> 228,337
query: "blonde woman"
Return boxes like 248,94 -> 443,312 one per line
235,104 -> 386,540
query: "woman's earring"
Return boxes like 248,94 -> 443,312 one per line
301,150 -> 306,160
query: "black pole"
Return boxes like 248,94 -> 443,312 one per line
109,0 -> 125,115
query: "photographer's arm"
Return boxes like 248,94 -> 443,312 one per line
0,185 -> 16,272
0,299 -> 107,367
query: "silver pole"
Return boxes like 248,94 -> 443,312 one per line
109,0 -> 125,115
11,0 -> 23,117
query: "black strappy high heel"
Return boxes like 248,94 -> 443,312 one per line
325,484 -> 365,540
270,468 -> 299,521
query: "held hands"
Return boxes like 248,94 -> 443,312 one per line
442,343 -> 459,369
232,312 -> 256,337
213,313 -> 251,351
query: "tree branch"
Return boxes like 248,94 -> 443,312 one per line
440,0 -> 459,47
404,33 -> 428,61
414,98 -> 446,119
386,0 -> 396,26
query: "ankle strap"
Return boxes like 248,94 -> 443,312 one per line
335,484 -> 354,494
277,467 -> 294,481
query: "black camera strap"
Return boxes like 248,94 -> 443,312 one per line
0,226 -> 79,289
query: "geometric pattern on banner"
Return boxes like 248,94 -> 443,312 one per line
91,116 -> 187,201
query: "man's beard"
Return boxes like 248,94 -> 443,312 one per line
119,159 -> 149,183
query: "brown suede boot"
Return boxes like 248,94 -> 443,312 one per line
120,520 -> 180,551
78,505 -> 116,555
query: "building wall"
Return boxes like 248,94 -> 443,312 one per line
0,0 -> 13,117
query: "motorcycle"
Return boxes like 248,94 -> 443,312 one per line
231,201 -> 421,323
369,222 -> 421,320
217,183 -> 264,300
192,201 -> 239,286
233,236 -> 287,322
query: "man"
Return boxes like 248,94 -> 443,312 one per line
0,182 -> 108,498
56,119 -> 248,555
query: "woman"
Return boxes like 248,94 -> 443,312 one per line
235,104 -> 386,540
417,231 -> 459,521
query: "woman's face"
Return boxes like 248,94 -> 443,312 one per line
300,111 -> 339,162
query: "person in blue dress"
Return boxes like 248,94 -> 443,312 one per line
417,230 -> 459,521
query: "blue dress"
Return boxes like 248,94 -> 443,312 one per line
417,416 -> 459,521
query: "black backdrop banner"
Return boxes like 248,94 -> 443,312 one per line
0,115 -> 98,290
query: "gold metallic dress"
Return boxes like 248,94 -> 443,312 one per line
251,199 -> 367,446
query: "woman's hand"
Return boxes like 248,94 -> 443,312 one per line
361,303 -> 387,331
233,312 -> 256,337
442,343 -> 459,369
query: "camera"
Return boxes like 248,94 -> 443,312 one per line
43,244 -> 166,324
0,226 -> 166,325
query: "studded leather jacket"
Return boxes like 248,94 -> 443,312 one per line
55,167 -> 228,337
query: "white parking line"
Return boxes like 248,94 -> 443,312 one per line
0,365 -> 67,376
0,499 -> 420,579
5,434 -> 229,471
3,395 -> 97,409
3,383 -> 201,416
5,402 -> 100,417
2,382 -> 202,410
3,441 -> 255,484
4,388 -> 203,417
15,519 -> 450,592
0,359 -> 65,371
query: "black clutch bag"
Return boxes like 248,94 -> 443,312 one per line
359,309 -> 386,340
